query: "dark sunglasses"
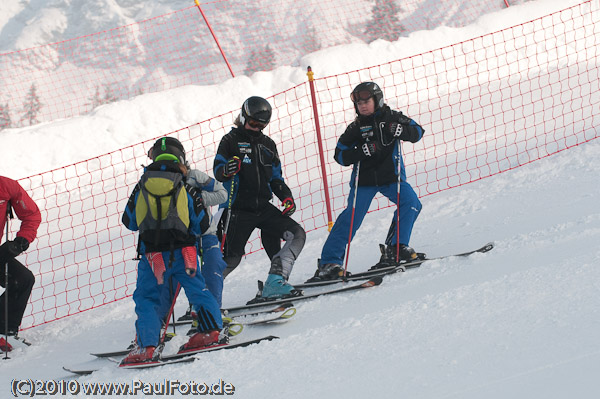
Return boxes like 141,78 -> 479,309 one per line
247,118 -> 267,129
350,89 -> 373,103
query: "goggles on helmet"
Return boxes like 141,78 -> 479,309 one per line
350,89 -> 373,103
247,118 -> 268,129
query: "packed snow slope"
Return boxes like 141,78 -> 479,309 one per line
0,0 -> 599,398
1,136 -> 599,399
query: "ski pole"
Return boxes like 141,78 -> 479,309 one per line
396,139 -> 402,263
343,161 -> 361,276
3,202 -> 12,359
220,166 -> 237,252
159,282 -> 181,347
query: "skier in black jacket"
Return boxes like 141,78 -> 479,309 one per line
317,82 -> 425,279
213,96 -> 305,299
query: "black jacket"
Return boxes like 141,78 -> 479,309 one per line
334,105 -> 425,186
214,126 -> 292,212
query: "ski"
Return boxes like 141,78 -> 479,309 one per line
295,242 -> 495,288
227,307 -> 296,326
66,336 -> 279,375
62,366 -> 102,376
222,303 -> 295,318
168,303 -> 295,325
89,308 -> 293,359
158,335 -> 279,363
221,276 -> 383,314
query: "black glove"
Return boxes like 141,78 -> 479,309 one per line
361,142 -> 378,157
223,156 -> 241,177
186,185 -> 204,211
0,237 -> 30,259
281,197 -> 296,216
388,122 -> 403,138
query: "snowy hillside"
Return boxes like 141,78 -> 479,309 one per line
1,137 -> 598,398
0,0 -> 585,180
1,0 -> 599,398
0,0 -> 533,53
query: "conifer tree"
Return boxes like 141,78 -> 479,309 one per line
365,0 -> 406,43
21,83 -> 42,126
89,86 -> 103,109
301,23 -> 322,55
0,103 -> 11,131
244,45 -> 276,75
102,83 -> 118,104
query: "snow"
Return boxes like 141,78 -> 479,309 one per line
1,0 -> 599,398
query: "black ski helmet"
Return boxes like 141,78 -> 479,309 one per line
350,82 -> 384,113
148,137 -> 186,164
239,96 -> 272,126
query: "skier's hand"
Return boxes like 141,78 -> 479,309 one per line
361,142 -> 378,157
386,114 -> 414,141
223,156 -> 241,177
281,197 -> 296,216
0,237 -> 30,259
187,186 -> 205,210
388,122 -> 403,138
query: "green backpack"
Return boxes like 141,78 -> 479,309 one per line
135,169 -> 191,249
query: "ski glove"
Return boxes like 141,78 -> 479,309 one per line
388,122 -> 403,138
361,142 -> 378,157
223,156 -> 241,178
281,197 -> 296,216
0,237 -> 30,259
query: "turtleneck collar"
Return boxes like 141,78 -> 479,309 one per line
238,125 -> 263,140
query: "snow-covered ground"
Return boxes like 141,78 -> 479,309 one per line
1,0 -> 599,398
1,137 -> 599,398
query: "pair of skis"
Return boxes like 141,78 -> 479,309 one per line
85,307 -> 296,359
64,242 -> 494,375
63,335 -> 280,375
219,242 -> 494,315
294,242 -> 495,289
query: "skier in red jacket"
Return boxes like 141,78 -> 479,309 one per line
0,176 -> 41,352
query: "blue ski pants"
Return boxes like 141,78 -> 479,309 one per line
133,248 -> 222,348
199,234 -> 227,307
320,182 -> 421,266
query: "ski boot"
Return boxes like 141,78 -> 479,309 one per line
370,244 -> 418,270
261,274 -> 295,299
0,337 -> 12,352
179,330 -> 223,353
305,260 -> 351,283
247,274 -> 302,304
0,331 -> 31,352
120,345 -> 159,366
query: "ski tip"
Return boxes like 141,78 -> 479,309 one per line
364,276 -> 384,287
481,242 -> 495,252
63,366 -> 96,375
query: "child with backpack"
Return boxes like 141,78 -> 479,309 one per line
120,137 -> 223,366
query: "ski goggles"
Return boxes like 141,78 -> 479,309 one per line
350,89 -> 373,103
247,118 -> 268,130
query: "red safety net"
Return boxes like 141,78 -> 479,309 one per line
7,1 -> 599,329
0,0 -> 529,129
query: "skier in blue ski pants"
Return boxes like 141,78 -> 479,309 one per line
320,181 -> 421,266
318,81 -> 425,276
